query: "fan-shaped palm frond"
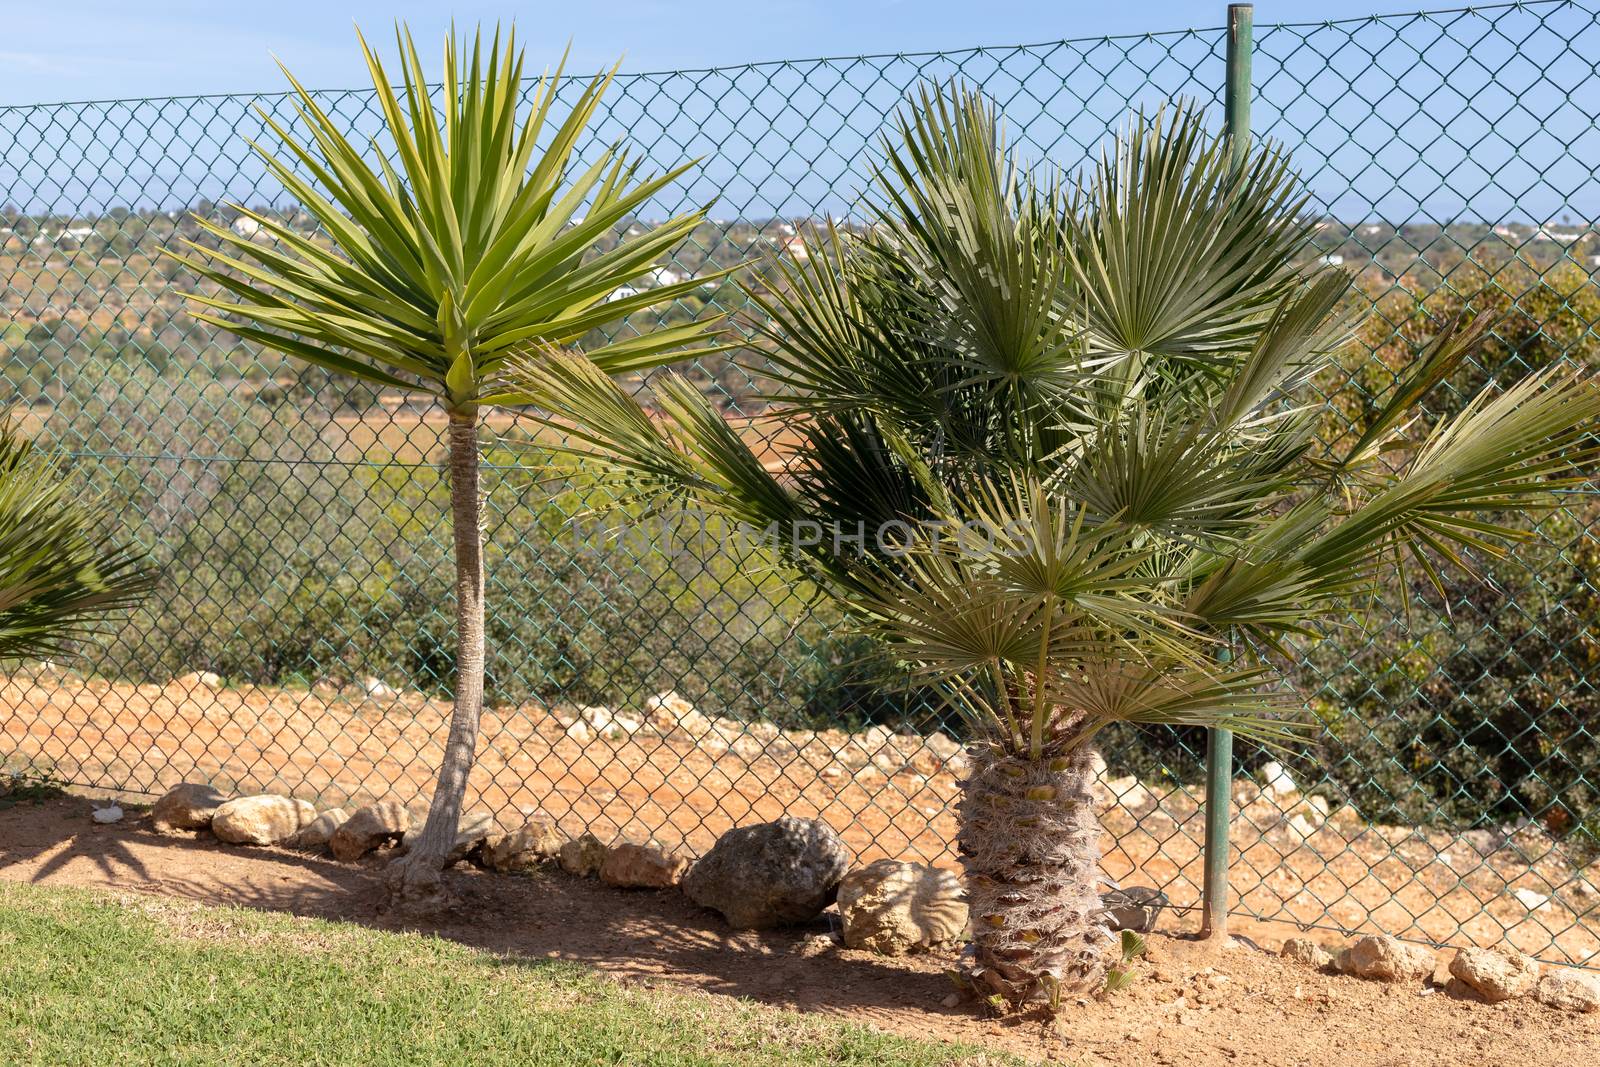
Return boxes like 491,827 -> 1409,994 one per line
0,417 -> 152,662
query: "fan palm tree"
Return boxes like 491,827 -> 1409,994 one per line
0,377 -> 152,668
168,26 -> 729,909
509,84 -> 1600,1010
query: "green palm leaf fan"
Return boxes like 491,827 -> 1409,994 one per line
166,24 -> 729,910
0,358 -> 153,672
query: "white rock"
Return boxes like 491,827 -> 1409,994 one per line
644,691 -> 713,736
1335,935 -> 1435,982
1100,776 -> 1156,814
836,859 -> 968,955
1449,947 -> 1539,1003
1513,888 -> 1551,912
1287,814 -> 1319,841
361,676 -> 396,699
564,720 -> 593,742
91,803 -> 124,824
150,783 -> 226,833
1536,968 -> 1600,1013
1260,761 -> 1298,798
212,795 -> 316,846
286,808 -> 347,850
176,670 -> 223,690
1281,937 -> 1333,968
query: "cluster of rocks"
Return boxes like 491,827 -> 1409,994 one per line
148,776 -> 1176,963
557,691 -> 970,781
1279,933 -> 1599,1014
147,781 -> 691,888
679,817 -> 969,954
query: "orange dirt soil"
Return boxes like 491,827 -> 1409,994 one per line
0,797 -> 1595,1066
2,670 -> 1597,969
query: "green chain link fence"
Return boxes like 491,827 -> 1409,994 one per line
2,1 -> 1598,966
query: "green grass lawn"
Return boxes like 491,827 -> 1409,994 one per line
0,882 -> 1007,1067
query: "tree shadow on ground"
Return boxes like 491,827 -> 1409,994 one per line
0,796 -> 969,1024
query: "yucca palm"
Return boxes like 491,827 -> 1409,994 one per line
168,26 -> 727,909
512,83 -> 1600,1009
0,379 -> 152,668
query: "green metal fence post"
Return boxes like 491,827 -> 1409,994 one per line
1201,1 -> 1252,942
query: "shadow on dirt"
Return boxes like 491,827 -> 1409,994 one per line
0,795 -> 962,1020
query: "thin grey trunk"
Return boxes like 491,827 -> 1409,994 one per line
389,410 -> 484,891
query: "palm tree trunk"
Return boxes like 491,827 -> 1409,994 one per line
959,743 -> 1112,1010
384,410 -> 484,912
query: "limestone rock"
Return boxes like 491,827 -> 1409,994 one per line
481,819 -> 563,873
599,842 -> 687,889
1099,775 -> 1156,814
151,783 -> 226,833
401,810 -> 496,864
836,859 -> 967,955
644,691 -> 713,737
573,705 -> 641,739
1260,760 -> 1298,799
211,795 -> 315,846
1512,888 -> 1551,912
1101,886 -> 1168,933
286,808 -> 347,851
1448,947 -> 1539,1003
683,817 -> 851,929
328,800 -> 410,862
177,670 -> 223,690
1281,937 -> 1334,969
361,675 -> 396,699
1335,935 -> 1435,982
1536,968 -> 1600,1013
559,832 -> 606,877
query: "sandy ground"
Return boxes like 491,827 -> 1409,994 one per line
0,796 -> 1595,1066
3,670 -> 1598,969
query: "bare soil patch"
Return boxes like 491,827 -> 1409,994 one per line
1,796 -> 1595,1066
4,671 -> 1597,967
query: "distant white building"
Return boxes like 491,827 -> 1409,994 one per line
231,216 -> 262,238
646,267 -> 683,287
1320,253 -> 1344,266
604,284 -> 641,303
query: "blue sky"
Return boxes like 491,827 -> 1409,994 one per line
2,1 -> 1595,224
3,1 -> 1451,105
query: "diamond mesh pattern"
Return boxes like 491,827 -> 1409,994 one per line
1,1 -> 1597,967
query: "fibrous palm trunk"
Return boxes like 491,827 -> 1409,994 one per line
384,410 -> 485,913
958,743 -> 1112,1010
